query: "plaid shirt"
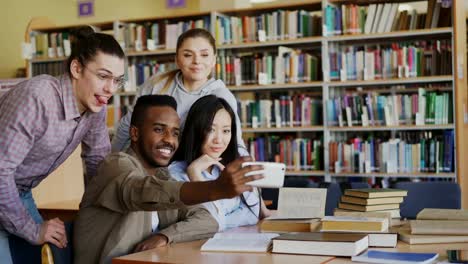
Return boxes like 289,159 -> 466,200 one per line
0,74 -> 110,243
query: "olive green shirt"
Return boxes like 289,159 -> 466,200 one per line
73,149 -> 218,264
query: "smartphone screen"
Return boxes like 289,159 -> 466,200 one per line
447,250 -> 468,263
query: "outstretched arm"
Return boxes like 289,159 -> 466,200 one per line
95,155 -> 264,213
134,205 -> 218,252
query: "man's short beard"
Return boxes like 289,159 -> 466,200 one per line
138,139 -> 163,168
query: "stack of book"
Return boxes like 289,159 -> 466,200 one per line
337,188 -> 408,219
399,208 -> 468,245
272,232 -> 369,257
320,215 -> 397,248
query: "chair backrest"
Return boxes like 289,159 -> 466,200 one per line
323,182 -> 342,216
350,182 -> 371,189
394,182 -> 461,219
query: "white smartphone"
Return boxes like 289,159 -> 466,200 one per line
242,161 -> 286,188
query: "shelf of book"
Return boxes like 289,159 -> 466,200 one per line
119,11 -> 212,24
31,21 -> 114,32
330,172 -> 456,178
327,76 -> 453,87
229,82 -> 323,92
123,36 -> 324,57
286,170 -> 326,177
328,124 -> 455,131
339,85 -> 453,95
243,126 -> 324,133
31,57 -> 67,63
326,27 -> 452,42
126,49 -> 176,57
218,36 -> 324,50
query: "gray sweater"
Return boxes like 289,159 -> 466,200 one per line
112,71 -> 247,154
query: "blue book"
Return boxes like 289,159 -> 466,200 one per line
352,250 -> 438,264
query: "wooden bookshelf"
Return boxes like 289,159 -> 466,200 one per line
228,82 -> 323,92
243,126 -> 324,133
328,124 -> 455,131
218,36 -> 323,50
330,172 -> 456,178
31,56 -> 67,63
339,85 -> 453,95
126,49 -> 177,57
326,27 -> 452,42
286,170 -> 326,176
327,76 -> 453,87
453,0 -> 467,207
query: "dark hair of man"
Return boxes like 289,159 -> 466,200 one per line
66,25 -> 125,75
172,95 -> 259,217
130,95 -> 178,129
176,28 -> 217,55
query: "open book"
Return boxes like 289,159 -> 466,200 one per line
200,232 -> 279,253
266,188 -> 327,220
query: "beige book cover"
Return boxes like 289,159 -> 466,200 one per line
399,228 -> 468,244
321,216 -> 388,232
341,195 -> 404,205
410,220 -> 468,235
338,202 -> 400,212
334,208 -> 401,220
416,208 -> 468,221
272,232 -> 368,256
344,188 -> 408,198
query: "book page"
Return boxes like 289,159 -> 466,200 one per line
201,233 -> 279,252
267,188 -> 326,219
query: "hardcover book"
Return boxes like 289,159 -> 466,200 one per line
352,250 -> 438,264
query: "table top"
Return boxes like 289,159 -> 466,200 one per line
36,199 -> 80,210
112,224 -> 468,264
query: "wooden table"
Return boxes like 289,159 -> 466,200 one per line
112,224 -> 468,264
37,199 -> 80,222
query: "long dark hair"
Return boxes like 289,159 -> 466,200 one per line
173,95 -> 237,164
172,95 -> 259,217
66,26 -> 125,75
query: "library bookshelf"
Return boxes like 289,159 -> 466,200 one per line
23,1 -> 468,206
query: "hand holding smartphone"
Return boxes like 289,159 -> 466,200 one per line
242,162 -> 286,188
